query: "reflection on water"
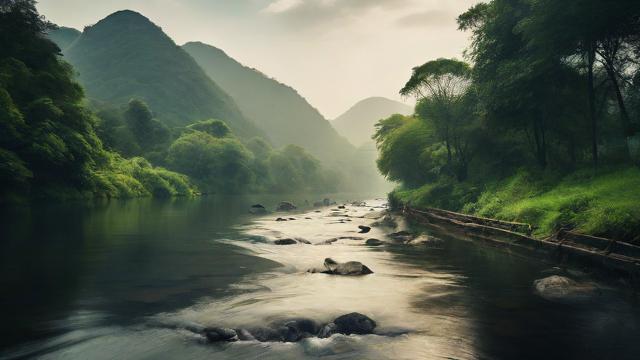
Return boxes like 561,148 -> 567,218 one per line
1,196 -> 640,359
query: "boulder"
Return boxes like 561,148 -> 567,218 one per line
338,205 -> 346,209
249,204 -> 267,215
276,202 -> 297,211
276,217 -> 288,222
333,313 -> 377,335
204,327 -> 238,342
274,238 -> 297,245
405,235 -> 443,247
317,322 -> 338,338
323,258 -> 373,275
278,318 -> 321,342
533,275 -> 597,302
365,238 -> 384,246
358,225 -> 371,234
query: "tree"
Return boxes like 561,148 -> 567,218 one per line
374,115 -> 445,186
400,58 -> 477,178
123,99 -> 169,153
0,0 -> 105,197
187,119 -> 231,138
167,131 -> 253,193
516,0 -> 640,164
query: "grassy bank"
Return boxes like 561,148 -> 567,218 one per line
391,167 -> 640,244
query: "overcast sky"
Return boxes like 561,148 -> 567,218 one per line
37,0 -> 479,119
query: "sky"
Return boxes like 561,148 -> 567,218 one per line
37,0 -> 480,119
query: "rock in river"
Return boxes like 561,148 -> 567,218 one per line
358,225 -> 371,234
322,258 -> 373,275
276,202 -> 297,211
201,313 -> 378,343
249,204 -> 267,215
274,238 -> 298,245
204,327 -> 238,342
533,275 -> 598,302
365,238 -> 384,246
333,312 -> 377,335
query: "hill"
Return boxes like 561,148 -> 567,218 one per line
332,97 -> 413,146
183,41 -> 354,163
60,11 -> 262,137
47,26 -> 81,51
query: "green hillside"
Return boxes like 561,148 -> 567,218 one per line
47,26 -> 80,51
183,41 -> 354,163
332,97 -> 413,147
62,11 -> 262,138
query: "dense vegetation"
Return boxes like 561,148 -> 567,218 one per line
0,0 -> 195,201
376,0 -> 640,242
0,1 -> 340,202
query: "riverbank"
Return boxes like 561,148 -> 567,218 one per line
390,166 -> 640,245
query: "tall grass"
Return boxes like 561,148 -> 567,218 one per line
392,167 -> 640,243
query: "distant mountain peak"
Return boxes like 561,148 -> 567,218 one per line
103,9 -> 150,21
332,97 -> 413,147
184,41 -> 354,163
62,11 -> 263,138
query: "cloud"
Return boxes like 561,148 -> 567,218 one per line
395,9 -> 455,28
261,0 -> 411,28
263,0 -> 304,14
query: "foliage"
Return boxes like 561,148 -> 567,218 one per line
187,119 -> 231,138
93,153 -> 195,198
0,0 -> 103,199
0,1 -> 196,201
377,0 -> 640,241
167,130 -> 253,193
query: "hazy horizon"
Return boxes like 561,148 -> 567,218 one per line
37,0 -> 478,119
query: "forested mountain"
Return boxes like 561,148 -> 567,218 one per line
332,97 -> 412,146
47,26 -> 80,51
183,41 -> 354,163
0,1 -> 196,201
60,11 -> 262,138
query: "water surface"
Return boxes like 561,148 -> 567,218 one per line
1,195 -> 639,359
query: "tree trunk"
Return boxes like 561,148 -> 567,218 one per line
604,64 -> 633,160
532,114 -> 547,169
587,42 -> 598,168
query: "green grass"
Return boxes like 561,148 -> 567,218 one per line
392,167 -> 640,243
92,154 -> 197,199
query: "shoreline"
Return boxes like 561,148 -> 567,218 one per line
396,204 -> 640,287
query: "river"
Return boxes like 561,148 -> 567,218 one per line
1,195 -> 640,359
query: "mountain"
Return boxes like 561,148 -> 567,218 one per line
332,97 -> 413,146
48,26 -> 81,51
59,11 -> 262,137
182,41 -> 354,163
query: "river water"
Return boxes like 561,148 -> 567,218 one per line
1,195 -> 640,359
